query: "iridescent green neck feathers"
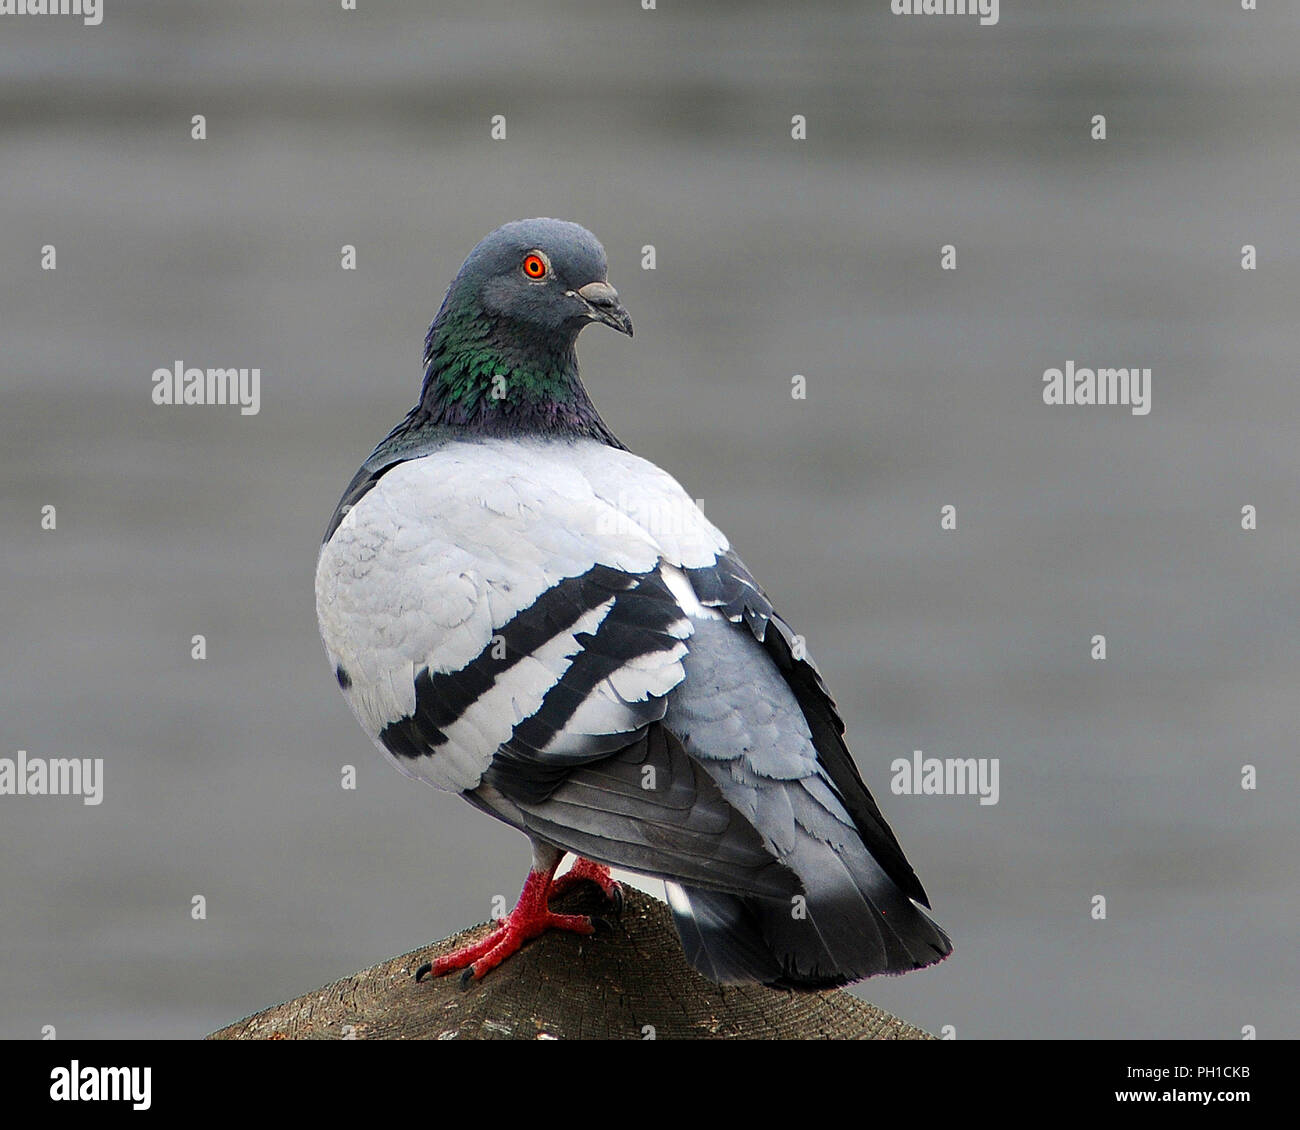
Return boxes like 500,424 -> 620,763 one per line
415,297 -> 620,445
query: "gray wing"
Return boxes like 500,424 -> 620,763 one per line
660,609 -> 952,987
469,722 -> 798,900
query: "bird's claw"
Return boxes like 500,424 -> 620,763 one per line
413,859 -> 621,988
547,858 -> 624,914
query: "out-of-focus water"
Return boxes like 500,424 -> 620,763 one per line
1,1 -> 1297,1038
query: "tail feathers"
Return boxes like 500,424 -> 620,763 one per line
666,883 -> 784,985
666,857 -> 952,990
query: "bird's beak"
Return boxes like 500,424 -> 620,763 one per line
577,280 -> 633,337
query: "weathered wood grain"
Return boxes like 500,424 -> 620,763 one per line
208,887 -> 934,1041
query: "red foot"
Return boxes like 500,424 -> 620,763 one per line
547,858 -> 623,909
415,862 -> 608,986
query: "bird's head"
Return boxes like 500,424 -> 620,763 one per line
447,218 -> 633,341
418,219 -> 632,443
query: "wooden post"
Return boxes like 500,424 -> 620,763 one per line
208,887 -> 935,1040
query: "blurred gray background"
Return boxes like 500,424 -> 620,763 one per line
1,0 -> 1297,1039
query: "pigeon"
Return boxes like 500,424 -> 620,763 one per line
315,218 -> 952,989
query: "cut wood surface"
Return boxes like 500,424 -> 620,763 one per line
208,887 -> 934,1041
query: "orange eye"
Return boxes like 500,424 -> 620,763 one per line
522,253 -> 547,279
